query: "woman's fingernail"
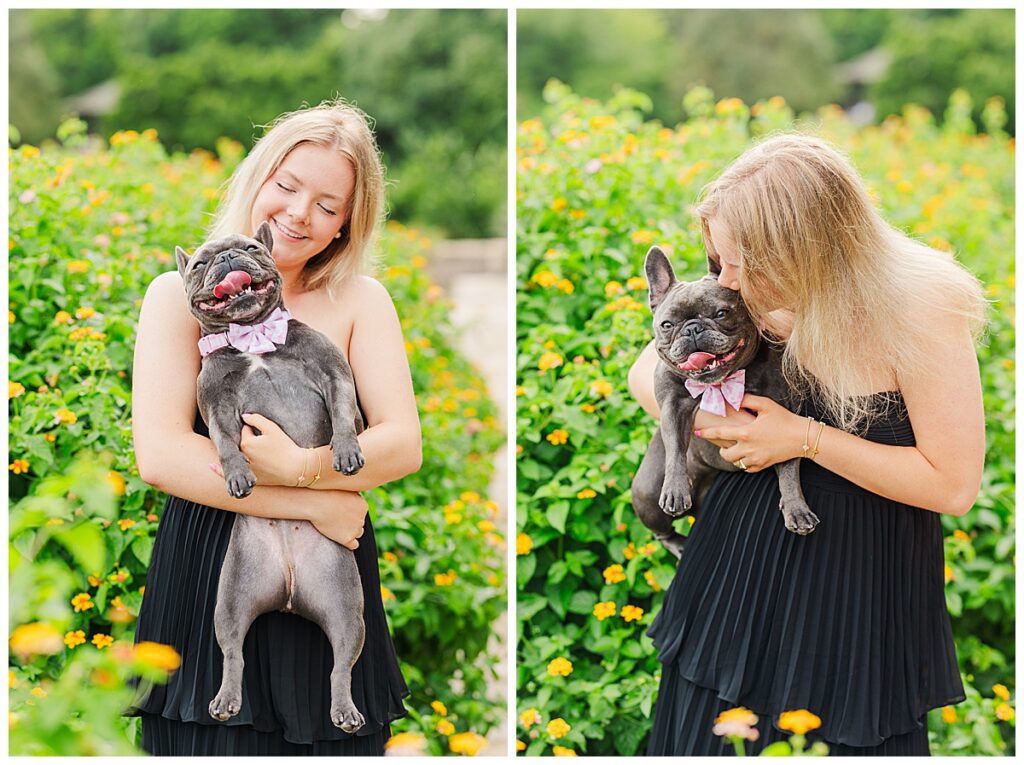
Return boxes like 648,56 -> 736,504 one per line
694,430 -> 703,438
208,463 -> 218,472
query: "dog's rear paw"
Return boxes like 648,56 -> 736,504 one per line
780,497 -> 819,535
331,438 -> 364,476
659,482 -> 692,518
331,703 -> 365,732
658,533 -> 687,560
209,691 -> 242,721
226,469 -> 256,499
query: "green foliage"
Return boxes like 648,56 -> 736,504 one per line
515,84 -> 1014,756
9,125 -> 505,754
12,8 -> 508,238
871,9 -> 1015,135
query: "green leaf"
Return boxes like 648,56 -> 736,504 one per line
51,521 -> 108,574
546,500 -> 571,533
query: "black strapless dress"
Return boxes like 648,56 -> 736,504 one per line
646,392 -> 964,756
127,416 -> 408,756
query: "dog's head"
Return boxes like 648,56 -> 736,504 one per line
176,221 -> 284,332
644,245 -> 759,383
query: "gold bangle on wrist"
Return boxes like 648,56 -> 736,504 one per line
801,416 -> 815,458
808,420 -> 826,460
306,448 -> 323,488
295,448 -> 311,487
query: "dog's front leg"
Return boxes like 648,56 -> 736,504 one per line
322,362 -> 365,476
204,396 -> 257,498
774,459 -> 819,535
658,389 -> 697,517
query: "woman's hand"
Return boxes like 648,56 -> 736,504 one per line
305,490 -> 368,549
208,413 -> 305,487
696,394 -> 805,472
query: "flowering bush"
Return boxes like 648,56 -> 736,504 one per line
516,83 -> 1014,756
9,122 -> 505,754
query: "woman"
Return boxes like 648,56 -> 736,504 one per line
630,134 -> 986,755
130,101 -> 421,755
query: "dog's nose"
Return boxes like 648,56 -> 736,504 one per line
682,320 -> 705,337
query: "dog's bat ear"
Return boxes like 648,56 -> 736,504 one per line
175,246 -> 190,277
254,220 -> 274,254
644,246 -> 676,312
707,253 -> 722,277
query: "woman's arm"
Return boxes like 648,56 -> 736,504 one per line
227,276 -> 422,492
132,272 -> 367,547
703,309 -> 985,516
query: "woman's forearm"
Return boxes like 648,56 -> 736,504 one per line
802,425 -> 980,517
302,421 -> 422,492
137,431 -> 338,520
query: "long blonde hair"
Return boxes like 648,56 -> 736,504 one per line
208,98 -> 386,293
695,133 -> 987,430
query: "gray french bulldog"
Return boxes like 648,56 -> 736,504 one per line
175,220 -> 366,732
630,246 -> 818,559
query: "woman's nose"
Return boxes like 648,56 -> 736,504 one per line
287,197 -> 310,223
718,267 -> 740,292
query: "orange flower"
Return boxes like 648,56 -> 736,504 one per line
538,352 -> 563,371
621,605 -> 644,622
437,719 -> 456,735
713,706 -> 759,741
91,633 -> 114,649
777,709 -> 822,735
547,657 -> 573,677
603,564 -> 625,584
552,745 -> 577,756
520,708 -> 542,728
577,488 -> 596,499
593,601 -> 616,621
9,381 -> 25,399
546,718 -> 571,738
546,429 -> 569,445
941,706 -> 957,724
996,703 -> 1015,722
9,459 -> 29,475
432,700 -> 448,716
10,623 -> 63,659
448,731 -> 487,756
134,641 -> 182,672
71,593 -> 94,612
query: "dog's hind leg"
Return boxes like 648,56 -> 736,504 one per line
631,428 -> 688,558
292,554 -> 366,732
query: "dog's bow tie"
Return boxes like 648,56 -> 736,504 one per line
198,307 -> 292,357
684,369 -> 746,417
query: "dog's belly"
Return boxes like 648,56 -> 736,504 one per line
233,361 -> 335,448
235,516 -> 358,614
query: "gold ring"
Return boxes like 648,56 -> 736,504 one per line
735,458 -> 748,471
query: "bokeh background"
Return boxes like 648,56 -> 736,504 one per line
515,7 -> 1014,757
10,8 -> 507,238
518,8 -> 1014,135
9,8 -> 507,757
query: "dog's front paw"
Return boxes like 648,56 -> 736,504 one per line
330,702 -> 365,732
657,532 -> 687,560
659,478 -> 692,518
209,690 -> 242,721
225,467 -> 256,499
780,496 -> 819,535
331,436 -> 365,476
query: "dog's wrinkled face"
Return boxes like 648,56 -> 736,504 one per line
176,221 -> 284,332
645,246 -> 759,384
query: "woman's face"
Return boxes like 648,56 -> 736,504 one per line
250,142 -> 355,272
707,217 -> 742,293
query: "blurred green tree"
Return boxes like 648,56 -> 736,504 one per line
871,9 -> 1015,134
517,10 -> 672,121
666,10 -> 841,116
8,12 -> 64,144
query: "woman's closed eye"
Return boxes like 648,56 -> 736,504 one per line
276,181 -> 337,215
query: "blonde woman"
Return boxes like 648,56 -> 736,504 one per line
130,101 -> 421,755
630,134 -> 986,756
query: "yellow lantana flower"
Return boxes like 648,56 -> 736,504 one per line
547,657 -> 573,677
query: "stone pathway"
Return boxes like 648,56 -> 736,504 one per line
426,239 -> 508,756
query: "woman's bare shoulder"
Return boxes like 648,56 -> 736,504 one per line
339,275 -> 398,317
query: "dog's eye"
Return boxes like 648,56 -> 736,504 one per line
245,245 -> 259,252
660,320 -> 674,330
192,259 -> 207,269
714,309 -> 729,319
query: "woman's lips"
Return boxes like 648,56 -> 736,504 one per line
272,218 -> 307,240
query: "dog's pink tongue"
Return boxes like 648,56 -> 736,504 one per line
679,351 -> 716,371
213,271 -> 252,299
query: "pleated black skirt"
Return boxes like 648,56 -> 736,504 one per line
646,393 -> 963,756
127,494 -> 408,755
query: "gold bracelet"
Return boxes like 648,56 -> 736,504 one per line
801,416 -> 815,457
295,447 -> 312,487
807,420 -> 826,460
306,448 -> 323,487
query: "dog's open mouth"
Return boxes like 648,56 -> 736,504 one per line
678,338 -> 745,374
197,278 -> 275,313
